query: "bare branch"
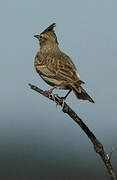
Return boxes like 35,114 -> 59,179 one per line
29,83 -> 117,180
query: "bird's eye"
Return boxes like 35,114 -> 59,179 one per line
39,34 -> 43,38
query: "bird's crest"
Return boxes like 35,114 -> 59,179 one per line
41,23 -> 56,34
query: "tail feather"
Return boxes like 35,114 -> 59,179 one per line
72,83 -> 95,103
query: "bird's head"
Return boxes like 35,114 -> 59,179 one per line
34,23 -> 58,48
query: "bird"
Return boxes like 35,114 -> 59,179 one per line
34,23 -> 95,103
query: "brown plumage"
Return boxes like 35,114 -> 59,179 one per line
34,23 -> 95,103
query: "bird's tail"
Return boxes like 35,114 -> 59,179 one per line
72,81 -> 95,103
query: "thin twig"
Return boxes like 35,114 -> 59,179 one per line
29,83 -> 117,180
107,144 -> 117,161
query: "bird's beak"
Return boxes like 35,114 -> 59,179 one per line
34,35 -> 40,39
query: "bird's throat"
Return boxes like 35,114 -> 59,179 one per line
40,42 -> 59,53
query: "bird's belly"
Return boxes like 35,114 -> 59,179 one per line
41,75 -> 69,89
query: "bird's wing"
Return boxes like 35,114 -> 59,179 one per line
46,52 -> 80,82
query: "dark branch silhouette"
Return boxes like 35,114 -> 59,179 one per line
29,83 -> 117,180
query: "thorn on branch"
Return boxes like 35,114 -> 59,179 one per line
107,144 -> 117,161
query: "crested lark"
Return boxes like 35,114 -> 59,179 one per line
34,23 -> 94,103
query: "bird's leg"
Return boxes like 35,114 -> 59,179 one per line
44,86 -> 57,97
59,89 -> 72,101
62,89 -> 72,100
55,86 -> 72,107
53,89 -> 72,107
44,87 -> 71,107
44,87 -> 63,107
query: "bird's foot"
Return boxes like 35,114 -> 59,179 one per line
47,93 -> 65,107
44,89 -> 65,107
44,89 -> 54,98
44,87 -> 57,98
54,96 -> 65,107
44,90 -> 59,103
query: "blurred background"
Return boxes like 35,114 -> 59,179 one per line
0,0 -> 117,179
